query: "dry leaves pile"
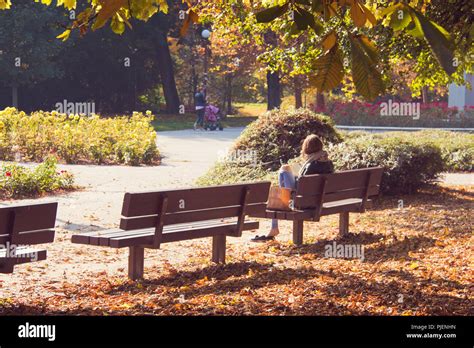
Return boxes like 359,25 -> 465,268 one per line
0,184 -> 472,316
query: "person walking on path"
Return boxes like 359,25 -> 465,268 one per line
194,88 -> 207,130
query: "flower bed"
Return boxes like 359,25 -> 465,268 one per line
321,100 -> 474,128
0,108 -> 160,166
1,157 -> 75,199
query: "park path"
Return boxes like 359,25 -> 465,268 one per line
3,128 -> 246,232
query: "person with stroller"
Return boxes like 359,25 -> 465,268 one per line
194,87 -> 207,130
204,104 -> 224,131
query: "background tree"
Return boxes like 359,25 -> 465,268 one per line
0,0 -> 67,107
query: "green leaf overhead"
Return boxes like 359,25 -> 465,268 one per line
255,3 -> 289,23
350,35 -> 385,101
410,8 -> 456,75
294,6 -> 315,31
309,46 -> 344,91
389,8 -> 412,31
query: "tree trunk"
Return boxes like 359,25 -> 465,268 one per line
316,91 -> 326,112
191,49 -> 198,109
294,76 -> 303,109
12,85 -> 18,108
267,71 -> 281,110
203,43 -> 210,93
422,86 -> 429,104
225,74 -> 232,116
264,31 -> 281,110
156,30 -> 180,114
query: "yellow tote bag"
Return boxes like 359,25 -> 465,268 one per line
267,186 -> 292,211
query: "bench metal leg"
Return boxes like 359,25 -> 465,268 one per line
293,220 -> 304,246
0,261 -> 14,274
339,212 -> 349,237
128,246 -> 144,280
212,235 -> 226,264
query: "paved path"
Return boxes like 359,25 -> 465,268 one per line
3,128 -> 245,231
439,173 -> 473,186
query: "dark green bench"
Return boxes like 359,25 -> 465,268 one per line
72,182 -> 271,279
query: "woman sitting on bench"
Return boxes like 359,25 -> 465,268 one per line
252,134 -> 334,242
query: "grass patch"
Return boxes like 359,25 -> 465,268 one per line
152,113 -> 257,132
233,102 -> 267,117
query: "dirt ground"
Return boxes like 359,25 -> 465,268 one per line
0,184 -> 471,316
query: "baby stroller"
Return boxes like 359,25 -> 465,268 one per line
203,104 -> 224,131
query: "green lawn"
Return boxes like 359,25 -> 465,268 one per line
152,111 -> 259,132
232,102 -> 267,117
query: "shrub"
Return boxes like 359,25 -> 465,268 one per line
196,161 -> 271,187
415,130 -> 473,172
328,135 -> 445,195
234,108 -> 342,171
0,157 -> 75,198
0,108 -> 160,166
340,131 -> 473,173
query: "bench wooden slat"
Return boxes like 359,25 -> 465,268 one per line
294,185 -> 379,208
107,220 -> 259,248
0,248 -> 47,273
120,203 -> 267,230
122,182 -> 271,217
0,202 -> 57,235
321,199 -> 365,215
72,219 -> 260,247
0,229 -> 55,245
95,219 -> 249,246
72,219 -> 240,245
296,167 -> 383,196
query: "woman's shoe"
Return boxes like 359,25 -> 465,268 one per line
251,235 -> 275,242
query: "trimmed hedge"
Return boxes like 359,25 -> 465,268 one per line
199,123 -> 469,195
196,161 -> 272,187
328,135 -> 445,194
416,130 -> 473,172
234,108 -> 342,171
339,130 -> 474,172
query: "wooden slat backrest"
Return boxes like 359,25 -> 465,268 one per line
0,202 -> 58,245
294,167 -> 383,209
120,182 -> 271,231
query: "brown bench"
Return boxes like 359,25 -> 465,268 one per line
250,167 -> 384,245
0,202 -> 58,274
72,182 -> 271,280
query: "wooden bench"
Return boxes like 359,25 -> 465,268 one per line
0,202 -> 58,274
250,167 -> 384,245
71,182 -> 271,280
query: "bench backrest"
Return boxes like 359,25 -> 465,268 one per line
120,182 -> 271,246
0,202 -> 58,246
294,167 -> 384,213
